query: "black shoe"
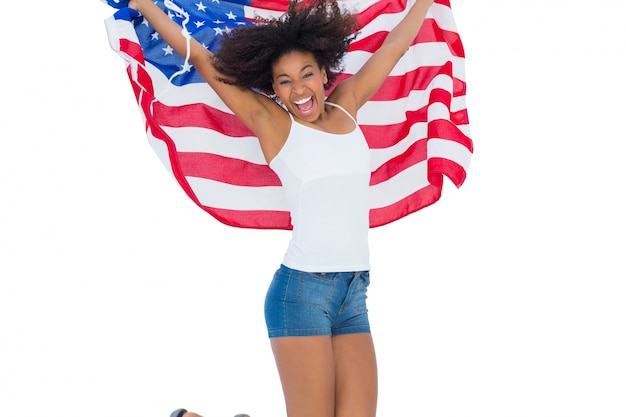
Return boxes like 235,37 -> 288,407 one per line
170,409 -> 187,417
171,408 -> 249,417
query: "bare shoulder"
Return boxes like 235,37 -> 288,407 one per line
204,80 -> 291,163
326,83 -> 359,120
250,95 -> 292,163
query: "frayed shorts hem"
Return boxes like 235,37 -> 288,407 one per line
267,325 -> 371,339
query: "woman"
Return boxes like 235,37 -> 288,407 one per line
125,0 -> 433,416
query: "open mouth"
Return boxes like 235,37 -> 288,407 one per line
293,96 -> 314,114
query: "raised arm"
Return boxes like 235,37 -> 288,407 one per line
330,0 -> 434,113
127,0 -> 287,162
128,0 -> 212,72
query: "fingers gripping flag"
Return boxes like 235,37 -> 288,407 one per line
104,0 -> 472,229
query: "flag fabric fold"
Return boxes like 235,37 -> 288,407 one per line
104,0 -> 472,230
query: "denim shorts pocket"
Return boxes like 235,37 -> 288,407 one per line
352,272 -> 370,313
297,271 -> 336,308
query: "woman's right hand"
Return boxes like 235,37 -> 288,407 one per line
103,0 -> 142,11
128,0 -> 143,11
103,0 -> 129,9
127,0 -> 154,12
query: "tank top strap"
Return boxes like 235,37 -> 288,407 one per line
325,102 -> 358,127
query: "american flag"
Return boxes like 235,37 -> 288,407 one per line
104,0 -> 472,229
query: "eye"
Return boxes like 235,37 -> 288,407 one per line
303,72 -> 314,78
278,79 -> 291,86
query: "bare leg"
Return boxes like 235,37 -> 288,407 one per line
270,333 -> 377,417
180,335 -> 376,417
270,336 -> 336,417
333,333 -> 378,417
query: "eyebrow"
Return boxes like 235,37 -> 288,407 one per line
276,64 -> 315,79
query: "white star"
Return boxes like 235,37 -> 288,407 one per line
194,20 -> 205,28
196,1 -> 207,12
213,19 -> 224,24
225,11 -> 237,20
163,45 -> 174,55
213,27 -> 224,36
151,32 -> 160,40
141,19 -> 150,27
181,61 -> 193,72
211,0 -> 219,3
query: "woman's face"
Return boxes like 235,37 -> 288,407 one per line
272,50 -> 328,122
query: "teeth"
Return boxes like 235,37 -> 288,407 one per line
294,96 -> 312,105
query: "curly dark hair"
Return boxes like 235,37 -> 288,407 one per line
211,0 -> 360,94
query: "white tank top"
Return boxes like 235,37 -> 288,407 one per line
269,102 -> 371,272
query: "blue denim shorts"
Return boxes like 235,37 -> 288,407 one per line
264,264 -> 371,338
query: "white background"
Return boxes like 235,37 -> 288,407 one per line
1,1 -> 625,416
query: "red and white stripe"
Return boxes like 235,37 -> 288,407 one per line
105,0 -> 472,229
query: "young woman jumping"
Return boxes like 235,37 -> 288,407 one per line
121,1 -> 433,416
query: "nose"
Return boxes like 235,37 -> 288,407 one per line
292,79 -> 306,94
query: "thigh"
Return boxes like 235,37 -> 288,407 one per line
270,336 -> 335,417
332,333 -> 378,417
